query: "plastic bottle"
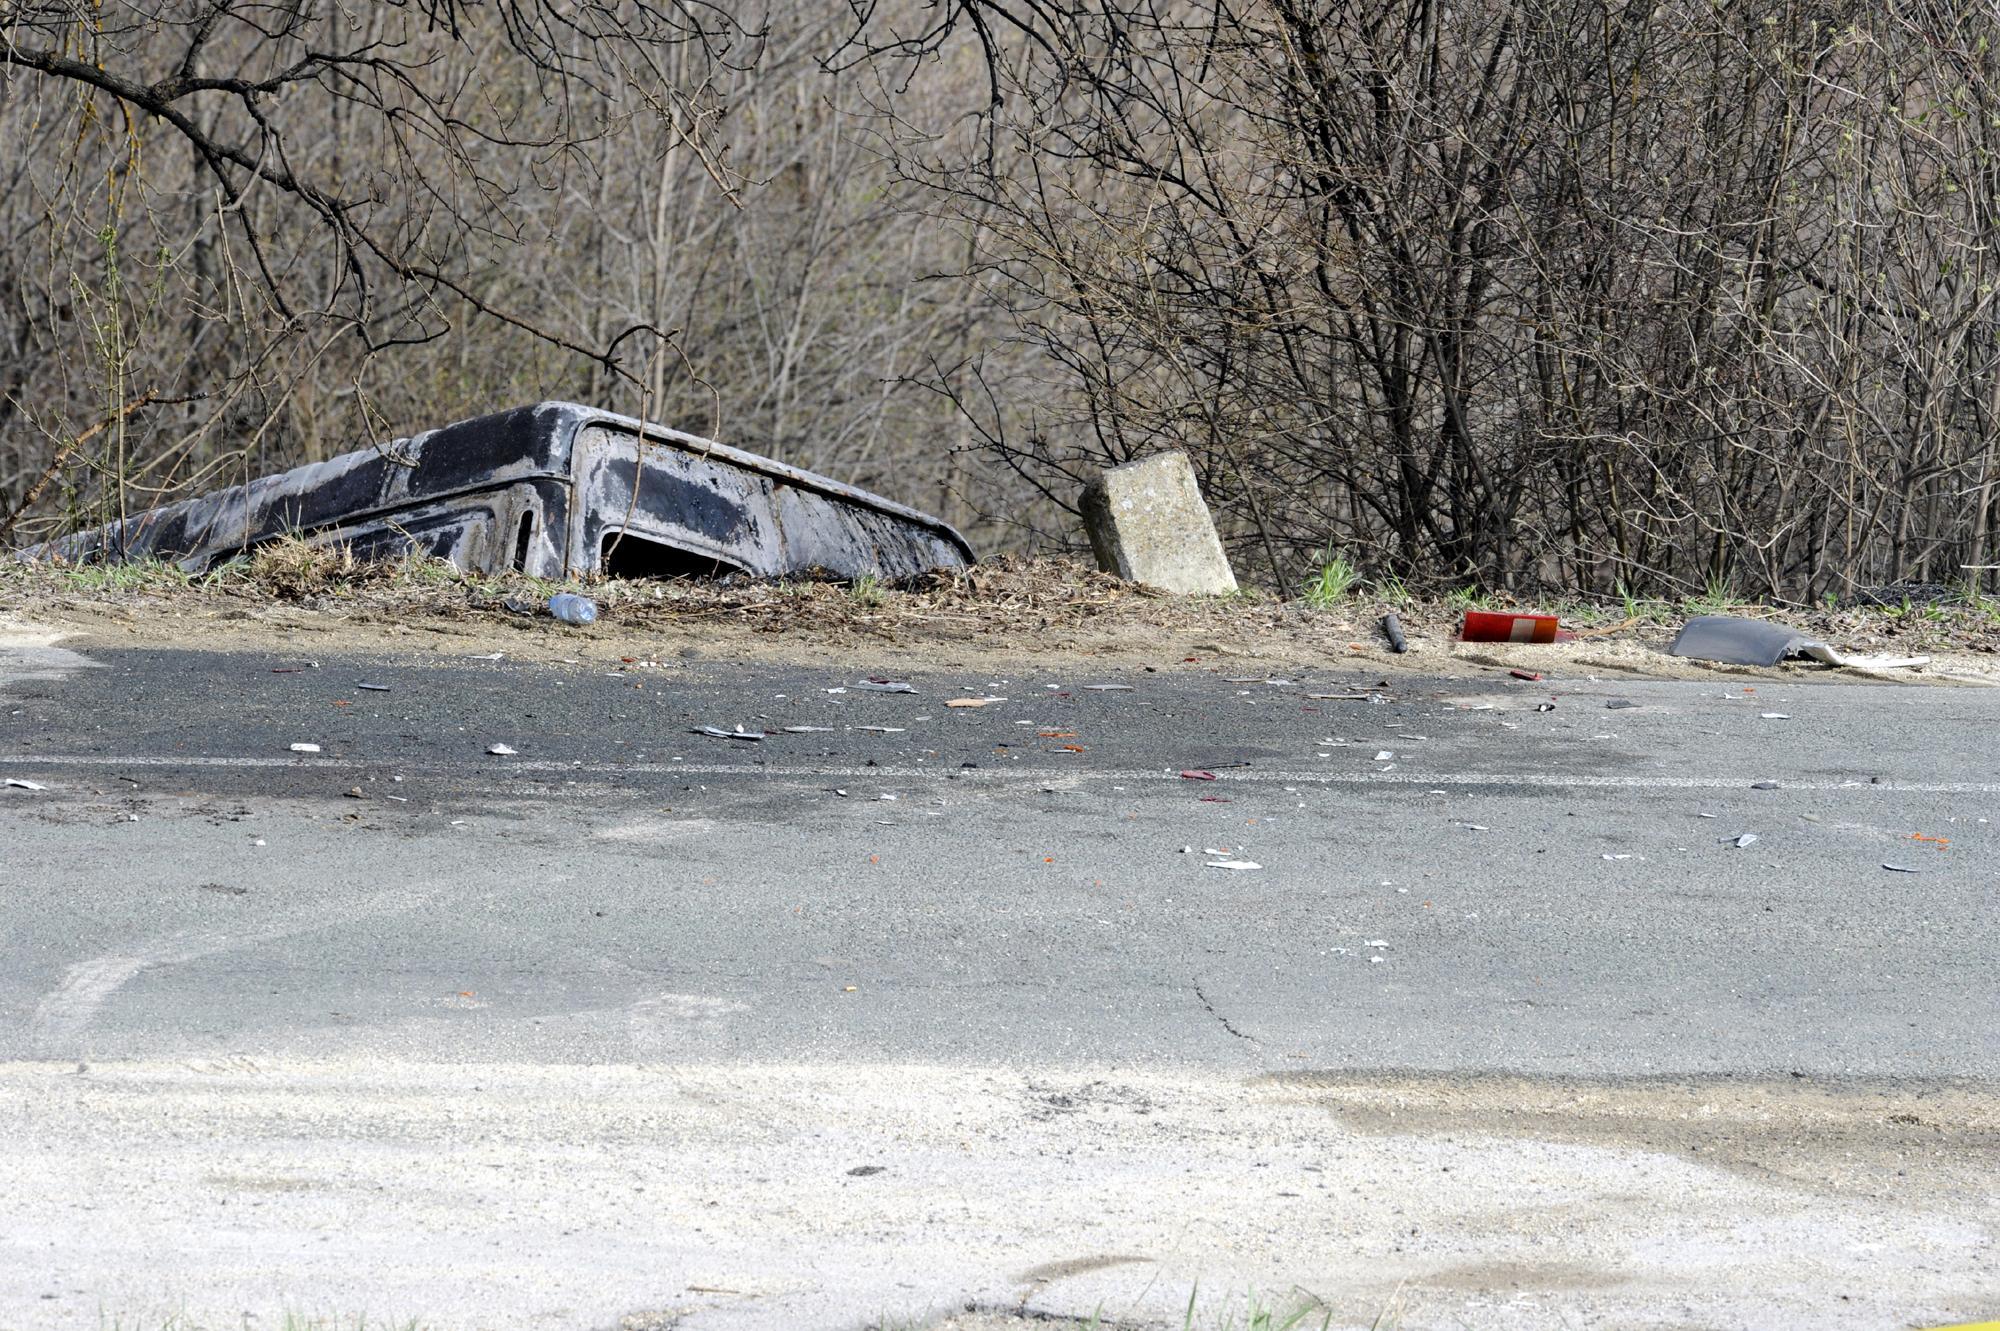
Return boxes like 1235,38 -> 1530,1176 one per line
546,592 -> 598,626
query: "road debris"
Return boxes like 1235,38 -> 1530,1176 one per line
4,778 -> 48,791
1460,610 -> 1561,644
1883,863 -> 1922,873
694,726 -> 766,741
487,743 -> 518,755
1800,643 -> 1931,670
1726,833 -> 1759,848
288,743 -> 322,754
858,726 -> 907,734
1380,613 -> 1409,653
784,725 -> 835,733
1509,669 -> 1542,681
854,679 -> 917,693
1206,859 -> 1261,870
546,592 -> 599,626
1760,712 -> 1791,720
1606,698 -> 1639,710
1669,615 -> 1932,671
1180,770 -> 1219,781
945,697 -> 1006,708
1534,702 -> 1556,712
356,682 -> 391,692
1082,683 -> 1134,691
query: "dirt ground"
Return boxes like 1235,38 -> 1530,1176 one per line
3,1061 -> 1991,1331
6,552 -> 2000,685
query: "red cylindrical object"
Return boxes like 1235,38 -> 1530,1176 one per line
1460,611 -> 1560,644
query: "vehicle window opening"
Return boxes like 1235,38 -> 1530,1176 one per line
600,531 -> 745,580
512,512 -> 535,572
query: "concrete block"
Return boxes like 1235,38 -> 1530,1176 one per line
1079,451 -> 1238,595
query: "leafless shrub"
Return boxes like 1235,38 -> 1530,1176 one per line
846,0 -> 2000,599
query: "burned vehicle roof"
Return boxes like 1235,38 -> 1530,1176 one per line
30,402 -> 974,582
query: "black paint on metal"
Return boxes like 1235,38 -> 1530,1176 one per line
26,402 -> 973,582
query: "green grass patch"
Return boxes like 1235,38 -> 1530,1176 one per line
1300,550 -> 1362,608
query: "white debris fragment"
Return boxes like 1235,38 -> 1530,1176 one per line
1760,712 -> 1791,720
288,743 -> 321,754
487,743 -> 518,756
1205,860 -> 1262,871
1374,750 -> 1395,761
4,778 -> 48,791
1801,644 -> 1930,670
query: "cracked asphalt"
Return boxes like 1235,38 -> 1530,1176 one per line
4,642 -> 1994,1075
1,634 -> 1996,1329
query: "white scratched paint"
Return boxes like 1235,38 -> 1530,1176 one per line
25,890 -> 429,1052
626,993 -> 751,1054
30,955 -> 152,1047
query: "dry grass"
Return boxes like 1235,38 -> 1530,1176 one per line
590,556 -> 1291,642
245,535 -> 364,599
5,544 -> 2000,663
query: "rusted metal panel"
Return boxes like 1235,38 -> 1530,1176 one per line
26,402 -> 973,581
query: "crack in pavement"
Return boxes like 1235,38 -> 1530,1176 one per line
1191,982 -> 1255,1043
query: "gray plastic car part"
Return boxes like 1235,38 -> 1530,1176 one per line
1667,615 -> 1818,667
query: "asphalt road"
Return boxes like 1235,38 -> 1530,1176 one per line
2,641 -> 1994,1076
2,634 -> 1996,1331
